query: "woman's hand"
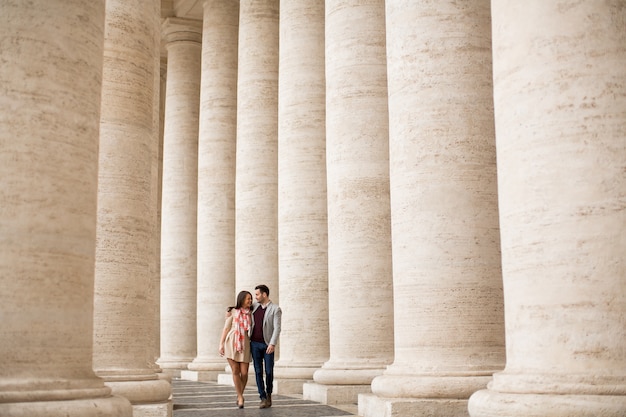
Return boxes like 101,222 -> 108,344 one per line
218,344 -> 225,356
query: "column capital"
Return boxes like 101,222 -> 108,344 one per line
162,17 -> 202,45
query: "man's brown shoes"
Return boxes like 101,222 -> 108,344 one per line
259,395 -> 272,409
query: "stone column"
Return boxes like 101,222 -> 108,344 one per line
93,1 -> 172,415
274,0 -> 329,395
158,17 -> 203,376
304,0 -> 394,405
360,1 -> 505,416
184,0 -> 239,382
469,2 -> 626,416
235,0 -> 280,293
0,1 -> 131,416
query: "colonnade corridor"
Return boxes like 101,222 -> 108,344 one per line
1,1 -> 624,417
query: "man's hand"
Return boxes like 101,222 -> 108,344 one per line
266,344 -> 275,354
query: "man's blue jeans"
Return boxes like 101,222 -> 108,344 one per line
251,340 -> 274,400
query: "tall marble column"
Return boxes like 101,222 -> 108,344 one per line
93,1 -> 171,415
469,2 -> 626,416
158,17 -> 203,376
274,0 -> 329,394
304,0 -> 394,405
360,1 -> 505,416
0,1 -> 131,416
235,0 -> 280,293
184,0 -> 239,382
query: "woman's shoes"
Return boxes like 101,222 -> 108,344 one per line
237,398 -> 244,409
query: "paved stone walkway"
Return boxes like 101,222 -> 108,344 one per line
172,378 -> 358,417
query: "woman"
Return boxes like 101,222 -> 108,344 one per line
219,290 -> 252,408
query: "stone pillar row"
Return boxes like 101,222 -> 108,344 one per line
1,2 -> 623,417
159,2 -> 626,416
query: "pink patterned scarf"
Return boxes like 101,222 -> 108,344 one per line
233,308 -> 250,353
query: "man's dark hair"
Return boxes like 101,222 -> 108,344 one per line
255,284 -> 270,296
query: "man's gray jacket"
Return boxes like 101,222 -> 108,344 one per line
251,301 -> 282,346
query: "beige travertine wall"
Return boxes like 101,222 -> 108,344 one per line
274,0 -> 329,391
94,0 -> 171,415
235,0 -> 280,294
158,17 -> 202,375
307,0 -> 394,403
186,0 -> 239,381
469,2 -> 626,416
361,1 -> 505,416
0,1 -> 132,415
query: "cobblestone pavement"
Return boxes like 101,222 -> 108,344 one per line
172,379 -> 358,417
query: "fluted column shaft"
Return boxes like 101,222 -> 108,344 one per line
158,17 -> 202,374
275,0 -> 329,389
0,1 -> 131,415
186,0 -> 239,380
235,0 -> 280,293
311,0 -> 393,393
362,1 -> 505,416
469,2 -> 626,416
94,0 -> 171,414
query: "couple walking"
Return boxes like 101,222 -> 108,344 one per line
218,284 -> 281,409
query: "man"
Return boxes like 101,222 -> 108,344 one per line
250,284 -> 282,409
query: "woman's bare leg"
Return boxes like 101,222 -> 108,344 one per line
240,362 -> 250,390
228,359 -> 244,404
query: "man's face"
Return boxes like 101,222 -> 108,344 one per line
255,289 -> 267,303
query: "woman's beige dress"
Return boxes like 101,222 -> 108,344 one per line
223,312 -> 251,362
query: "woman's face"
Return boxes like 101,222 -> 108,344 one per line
244,293 -> 253,308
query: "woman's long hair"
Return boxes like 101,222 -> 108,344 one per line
227,290 -> 251,312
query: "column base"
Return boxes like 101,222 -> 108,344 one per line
186,358 -> 226,373
180,370 -> 221,382
217,373 -> 234,386
156,372 -> 172,383
273,362 -> 320,394
105,378 -> 172,417
303,382 -> 371,405
359,393 -> 469,417
0,395 -> 132,417
133,402 -> 173,417
274,378 -> 310,395
469,389 -> 626,417
158,369 -> 181,378
156,358 -> 192,378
